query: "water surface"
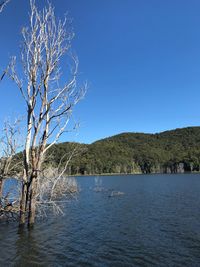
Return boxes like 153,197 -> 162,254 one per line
0,174 -> 200,266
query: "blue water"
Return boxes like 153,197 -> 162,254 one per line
0,174 -> 200,266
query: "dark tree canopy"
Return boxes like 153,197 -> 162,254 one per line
44,127 -> 200,175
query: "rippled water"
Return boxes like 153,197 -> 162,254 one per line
1,174 -> 200,266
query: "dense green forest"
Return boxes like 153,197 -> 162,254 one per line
44,127 -> 200,175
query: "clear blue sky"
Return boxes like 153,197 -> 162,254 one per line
0,0 -> 200,144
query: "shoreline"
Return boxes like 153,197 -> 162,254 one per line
69,171 -> 200,177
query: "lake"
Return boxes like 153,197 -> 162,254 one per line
0,174 -> 200,266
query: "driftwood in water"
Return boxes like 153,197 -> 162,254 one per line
108,191 -> 125,197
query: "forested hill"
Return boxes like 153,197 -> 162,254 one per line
45,127 -> 200,175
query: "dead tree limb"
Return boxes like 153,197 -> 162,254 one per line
0,0 -> 10,13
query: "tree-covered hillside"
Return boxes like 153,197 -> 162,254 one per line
45,127 -> 200,175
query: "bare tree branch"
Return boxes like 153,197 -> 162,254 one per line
0,0 -> 10,13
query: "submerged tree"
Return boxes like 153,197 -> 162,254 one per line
0,119 -> 23,222
0,119 -> 22,198
9,0 -> 86,227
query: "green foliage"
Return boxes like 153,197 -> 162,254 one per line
44,127 -> 200,175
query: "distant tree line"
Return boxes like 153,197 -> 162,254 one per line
44,127 -> 200,175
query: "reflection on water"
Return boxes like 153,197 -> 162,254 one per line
1,174 -> 200,266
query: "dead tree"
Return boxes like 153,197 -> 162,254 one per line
0,119 -> 22,222
0,1 -> 17,193
0,119 -> 22,198
9,0 -> 86,227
